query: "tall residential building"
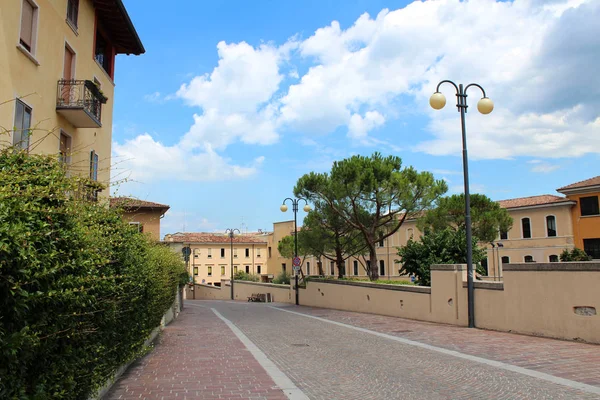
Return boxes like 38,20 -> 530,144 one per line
0,0 -> 144,197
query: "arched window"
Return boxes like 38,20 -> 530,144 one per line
522,218 -> 532,239
501,256 -> 510,264
549,255 -> 559,262
524,255 -> 534,263
546,215 -> 557,237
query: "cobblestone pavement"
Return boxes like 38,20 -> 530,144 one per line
104,304 -> 288,400
204,301 -> 600,400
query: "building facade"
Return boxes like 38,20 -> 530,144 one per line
164,233 -> 268,286
0,0 -> 144,197
110,197 -> 170,241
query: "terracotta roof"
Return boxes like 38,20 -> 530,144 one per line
497,195 -> 572,209
557,176 -> 600,192
110,197 -> 170,210
165,232 -> 268,244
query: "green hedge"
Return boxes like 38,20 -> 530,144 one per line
0,150 -> 187,399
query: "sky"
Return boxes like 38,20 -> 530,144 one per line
110,0 -> 600,238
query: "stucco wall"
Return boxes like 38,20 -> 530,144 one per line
233,281 -> 293,304
567,192 -> 600,252
122,209 -> 163,241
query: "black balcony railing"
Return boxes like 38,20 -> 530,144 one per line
56,80 -> 108,127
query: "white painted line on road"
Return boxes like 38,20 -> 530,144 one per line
211,308 -> 310,400
270,306 -> 600,396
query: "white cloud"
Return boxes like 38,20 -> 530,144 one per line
348,111 -> 385,140
527,159 -> 560,173
143,91 -> 163,103
160,211 -> 218,237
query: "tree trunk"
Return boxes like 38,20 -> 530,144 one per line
317,259 -> 324,276
369,247 -> 378,281
336,248 -> 345,278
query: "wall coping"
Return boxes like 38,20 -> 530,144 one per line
463,281 -> 504,291
194,283 -> 222,290
431,264 -> 466,271
504,262 -> 600,272
234,281 -> 290,289
308,278 -> 431,294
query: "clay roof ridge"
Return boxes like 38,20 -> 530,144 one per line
557,175 -> 600,191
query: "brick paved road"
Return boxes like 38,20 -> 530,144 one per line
106,300 -> 600,399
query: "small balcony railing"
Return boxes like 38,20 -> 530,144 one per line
56,80 -> 108,128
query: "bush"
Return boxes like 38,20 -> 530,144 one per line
560,248 -> 592,261
272,271 -> 291,285
234,271 -> 259,282
0,150 -> 186,399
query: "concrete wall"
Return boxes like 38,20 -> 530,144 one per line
185,281 -> 293,303
474,262 -> 600,343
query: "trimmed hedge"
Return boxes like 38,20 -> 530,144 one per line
0,150 -> 187,399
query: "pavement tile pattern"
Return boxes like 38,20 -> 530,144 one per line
104,304 -> 287,400
208,302 -> 600,400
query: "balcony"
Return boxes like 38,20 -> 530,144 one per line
56,80 -> 108,128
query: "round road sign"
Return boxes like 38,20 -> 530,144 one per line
293,256 -> 301,267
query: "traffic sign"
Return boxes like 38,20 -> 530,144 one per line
293,256 -> 301,267
293,266 -> 300,272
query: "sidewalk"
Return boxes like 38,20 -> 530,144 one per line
104,304 -> 287,400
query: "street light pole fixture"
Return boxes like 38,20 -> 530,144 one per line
280,197 -> 311,305
225,228 -> 240,300
430,80 -> 494,328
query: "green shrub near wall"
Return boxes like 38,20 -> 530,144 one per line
0,150 -> 187,399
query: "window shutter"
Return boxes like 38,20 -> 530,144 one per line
20,1 -> 34,50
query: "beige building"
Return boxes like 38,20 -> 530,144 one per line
0,0 -> 144,197
164,232 -> 269,286
110,197 -> 170,241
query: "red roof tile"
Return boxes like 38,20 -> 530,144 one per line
557,176 -> 600,192
497,195 -> 572,209
110,197 -> 170,210
165,232 -> 268,244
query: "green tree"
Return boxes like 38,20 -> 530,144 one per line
295,152 -> 447,280
418,194 -> 513,243
397,229 -> 486,286
559,248 -> 592,261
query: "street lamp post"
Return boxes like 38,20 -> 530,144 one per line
280,198 -> 311,305
225,228 -> 240,300
430,80 -> 494,328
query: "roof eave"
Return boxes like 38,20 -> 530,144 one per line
114,0 -> 145,54
557,185 -> 600,195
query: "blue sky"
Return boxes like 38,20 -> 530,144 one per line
110,0 -> 600,237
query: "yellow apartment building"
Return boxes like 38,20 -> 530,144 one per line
164,232 -> 268,286
557,176 -> 600,259
110,197 -> 170,241
0,0 -> 144,197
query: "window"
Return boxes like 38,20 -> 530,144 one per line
281,263 -> 286,273
379,260 -> 385,276
500,230 -> 508,240
501,256 -> 510,264
89,150 -> 99,180
207,248 -> 212,258
95,30 -> 112,75
330,261 -> 335,275
366,260 -> 371,270
59,132 -> 71,166
234,266 -> 238,274
584,239 -> 600,259
546,215 -> 557,237
306,262 -> 310,275
13,100 -> 32,150
524,255 -> 534,263
193,267 -> 198,275
233,248 -> 238,258
580,196 -> 600,216
63,45 -> 75,83
257,265 -> 261,274
128,222 -> 142,233
245,248 -> 250,257
220,248 -> 225,258
549,255 -> 559,262
66,0 -> 79,28
20,0 -> 38,54
481,258 -> 488,274
256,248 -> 261,258
268,247 -> 272,258
353,260 -> 358,276
522,218 -> 531,239
207,266 -> 212,276
407,229 -> 414,240
377,239 -> 384,247
245,265 -> 249,274
220,266 -> 225,275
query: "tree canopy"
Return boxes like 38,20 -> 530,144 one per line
417,193 -> 513,243
295,152 -> 447,280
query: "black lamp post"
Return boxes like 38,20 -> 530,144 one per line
280,197 -> 311,305
225,228 -> 240,300
430,80 -> 494,328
